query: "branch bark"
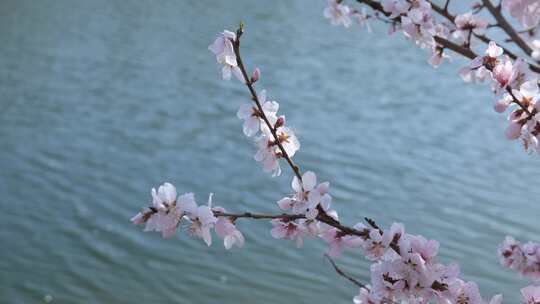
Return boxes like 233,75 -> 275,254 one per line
481,0 -> 534,57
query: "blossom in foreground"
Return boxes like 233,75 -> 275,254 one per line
253,123 -> 300,177
270,218 -> 307,247
131,183 -> 218,245
209,30 -> 243,81
214,207 -> 245,249
237,89 -> 279,137
135,183 -> 183,239
182,193 -> 218,246
254,133 -> 282,176
460,41 -> 502,84
277,171 -> 332,219
502,0 -> 540,28
504,81 -> 540,149
499,236 -> 540,280
452,13 -> 488,45
522,285 -> 540,304
324,0 -> 353,28
322,226 -> 364,257
275,126 -> 300,157
353,286 -> 382,304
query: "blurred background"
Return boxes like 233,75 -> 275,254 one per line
1,0 -> 539,303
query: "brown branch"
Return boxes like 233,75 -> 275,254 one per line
325,254 -> 366,288
231,24 -> 361,236
506,86 -> 534,118
355,0 -> 540,73
213,208 -> 369,238
481,0 -> 534,57
232,26 -> 303,181
213,211 -> 306,220
427,0 -> 540,73
434,36 -> 477,59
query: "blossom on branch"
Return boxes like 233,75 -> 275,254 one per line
453,12 -> 488,46
214,207 -> 245,249
502,0 -> 540,28
499,236 -> 540,280
324,0 -> 353,28
209,30 -> 243,82
277,171 -> 332,219
521,285 -> 540,304
237,90 -> 279,137
270,218 -> 307,247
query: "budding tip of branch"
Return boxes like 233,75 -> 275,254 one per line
238,21 -> 245,36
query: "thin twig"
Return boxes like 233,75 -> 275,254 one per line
324,254 -> 366,288
214,211 -> 306,220
232,27 -> 303,181
481,0 -> 534,57
506,86 -> 534,118
355,0 -> 540,73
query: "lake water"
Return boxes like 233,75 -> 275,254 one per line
1,1 -> 539,303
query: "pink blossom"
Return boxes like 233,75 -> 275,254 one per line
502,0 -> 540,28
254,133 -> 282,177
486,41 -> 504,58
493,60 -> 515,92
208,30 -> 243,82
273,126 -> 300,158
251,67 -> 260,83
214,207 -> 245,249
353,286 -> 382,304
522,285 -> 540,304
494,94 -> 512,113
505,120 -> 523,140
322,226 -> 364,257
324,0 -> 353,28
453,13 -> 488,45
429,45 -> 450,68
142,183 -> 183,239
381,0 -> 411,18
447,280 -> 483,304
182,193 -> 217,246
270,219 -> 306,248
277,171 -> 332,219
499,236 -> 540,280
237,90 -> 279,137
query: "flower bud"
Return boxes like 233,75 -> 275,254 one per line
251,68 -> 260,83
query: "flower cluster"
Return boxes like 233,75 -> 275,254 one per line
502,0 -> 540,28
452,12 -> 488,46
322,0 -> 540,153
349,223 -> 503,304
324,0 -> 353,28
499,236 -> 540,280
324,0 -> 373,31
131,182 -> 244,248
521,285 -> 540,304
131,25 -> 540,304
277,171 -> 332,219
461,41 -> 540,153
210,31 -> 300,177
272,171 -> 339,248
